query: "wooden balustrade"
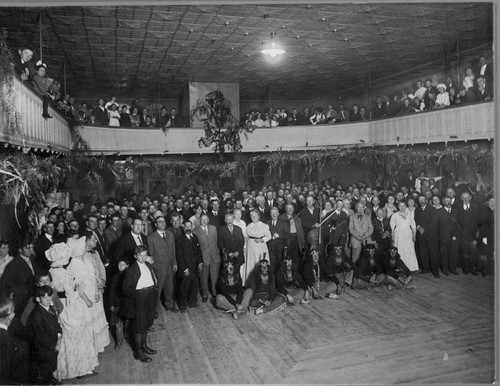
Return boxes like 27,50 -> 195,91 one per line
77,102 -> 494,155
0,76 -> 72,152
1,77 -> 493,155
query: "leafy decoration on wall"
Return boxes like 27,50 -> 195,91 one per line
0,27 -> 21,135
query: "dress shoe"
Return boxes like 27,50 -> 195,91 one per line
134,351 -> 152,363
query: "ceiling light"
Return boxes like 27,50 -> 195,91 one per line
261,32 -> 286,58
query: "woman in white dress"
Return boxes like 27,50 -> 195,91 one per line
49,238 -> 99,381
108,104 -> 121,126
390,201 -> 419,272
241,210 -> 271,285
83,233 -> 110,353
405,197 -> 417,222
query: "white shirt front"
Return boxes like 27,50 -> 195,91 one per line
136,262 -> 155,289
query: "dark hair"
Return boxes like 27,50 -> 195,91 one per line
134,245 -> 148,256
36,271 -> 53,283
0,239 -> 8,248
35,285 -> 53,299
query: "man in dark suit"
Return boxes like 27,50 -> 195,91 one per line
329,200 -> 349,249
166,108 -> 185,128
12,47 -> 35,81
264,191 -> 275,218
175,221 -> 203,312
34,221 -> 54,271
457,192 -> 481,275
122,245 -> 158,363
279,204 -> 305,271
218,213 -> 245,269
266,208 -> 289,273
193,215 -> 220,302
371,96 -> 386,119
96,218 -> 109,264
476,55 -> 493,82
207,200 -> 225,230
298,196 -> 320,241
438,197 -> 460,275
115,219 -> 148,267
371,207 -> 392,261
415,195 -> 440,278
147,216 -> 178,314
166,212 -> 184,240
84,215 -> 106,266
0,296 -> 30,384
1,240 -> 38,317
104,214 -> 123,264
26,286 -> 62,385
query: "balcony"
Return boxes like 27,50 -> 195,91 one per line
76,102 -> 494,156
0,77 -> 494,156
0,76 -> 72,153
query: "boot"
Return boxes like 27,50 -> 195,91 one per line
142,332 -> 157,355
124,319 -> 130,341
133,333 -> 151,362
114,324 -> 124,350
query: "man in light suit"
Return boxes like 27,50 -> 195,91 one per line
193,214 -> 220,302
348,202 -> 373,264
147,216 -> 178,313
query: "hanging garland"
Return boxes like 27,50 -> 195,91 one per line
0,27 -> 21,136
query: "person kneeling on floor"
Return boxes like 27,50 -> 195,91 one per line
276,255 -> 310,305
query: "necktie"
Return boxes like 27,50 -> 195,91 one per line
358,215 -> 362,220
49,305 -> 57,316
137,236 -> 142,245
204,227 -> 208,236
162,232 -> 166,239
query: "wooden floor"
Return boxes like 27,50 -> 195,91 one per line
67,273 -> 495,384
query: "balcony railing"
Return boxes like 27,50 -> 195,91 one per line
0,76 -> 72,152
77,101 -> 494,155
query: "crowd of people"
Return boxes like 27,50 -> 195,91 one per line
0,168 -> 494,384
12,46 -> 493,128
243,54 -> 493,128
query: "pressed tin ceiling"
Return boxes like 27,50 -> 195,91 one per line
0,3 -> 493,100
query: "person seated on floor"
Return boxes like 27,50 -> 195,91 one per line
324,244 -> 354,296
215,260 -> 253,320
302,248 -> 339,299
351,244 -> 386,290
249,259 -> 286,315
276,255 -> 310,306
381,246 -> 415,290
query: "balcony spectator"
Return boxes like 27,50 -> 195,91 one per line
412,95 -> 426,112
399,98 -> 417,115
56,93 -> 72,117
448,87 -> 460,105
462,67 -> 475,91
434,84 -> 450,109
144,116 -> 155,128
336,104 -> 349,123
288,108 -> 301,125
130,98 -> 143,115
13,47 -> 35,81
166,108 -> 184,128
300,108 -> 311,125
105,95 -> 120,111
385,95 -> 400,117
359,106 -> 369,121
445,75 -> 458,95
75,102 -> 89,124
140,107 -> 150,127
32,63 -> 55,119
424,79 -> 437,109
471,76 -> 493,102
108,104 -> 121,127
476,55 -> 493,82
350,104 -> 362,121
87,115 -> 101,126
120,105 -> 131,127
130,107 -> 141,127
276,108 -> 287,126
372,96 -> 386,119
252,111 -> 264,127
325,104 -> 337,123
413,80 -> 427,101
309,107 -> 326,125
95,98 -> 108,125
426,90 -> 437,110
158,106 -> 169,128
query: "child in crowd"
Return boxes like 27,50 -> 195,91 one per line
32,63 -> 55,119
26,285 -> 63,385
109,258 -> 129,349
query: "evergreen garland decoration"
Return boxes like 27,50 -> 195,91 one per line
0,27 -> 21,135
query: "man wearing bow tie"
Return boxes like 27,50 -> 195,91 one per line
122,246 -> 158,363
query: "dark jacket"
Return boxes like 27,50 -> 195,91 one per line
218,225 -> 245,265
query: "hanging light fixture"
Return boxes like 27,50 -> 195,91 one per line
261,32 -> 286,58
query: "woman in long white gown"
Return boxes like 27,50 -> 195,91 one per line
390,201 -> 419,272
241,210 -> 271,286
